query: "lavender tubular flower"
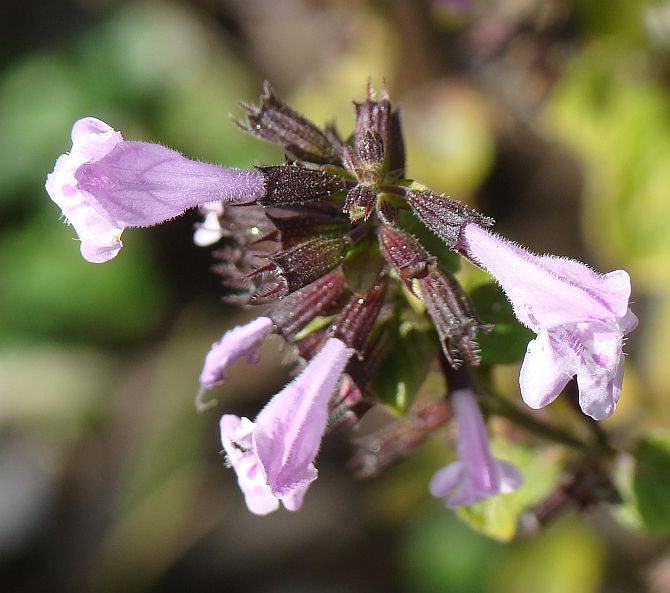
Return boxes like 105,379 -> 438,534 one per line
199,317 -> 274,390
46,117 -> 265,262
461,223 -> 638,420
430,388 -> 522,508
221,337 -> 353,514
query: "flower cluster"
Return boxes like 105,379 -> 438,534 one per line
46,82 -> 636,515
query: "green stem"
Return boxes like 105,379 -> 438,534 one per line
484,394 -> 589,450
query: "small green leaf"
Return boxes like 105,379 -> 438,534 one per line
343,234 -> 385,295
370,320 -> 437,414
468,282 -> 533,365
457,494 -> 519,542
293,315 -> 334,341
633,433 -> 670,533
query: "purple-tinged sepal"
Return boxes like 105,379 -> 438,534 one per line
237,82 -> 340,165
378,225 -> 432,283
430,388 -> 522,508
332,282 -> 387,353
352,80 -> 405,178
340,81 -> 407,221
221,337 -> 354,514
205,204 -> 277,305
406,188 -> 493,250
461,223 -> 638,420
257,164 -> 347,207
264,204 -> 350,250
269,268 -> 347,339
46,117 -> 266,262
343,184 -> 377,222
251,236 -> 352,303
419,270 -> 485,368
378,225 -> 485,367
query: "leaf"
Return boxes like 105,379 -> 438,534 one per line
0,213 -> 167,346
293,315 -> 335,341
468,282 -> 534,365
342,234 -> 385,295
633,433 -> 670,533
403,509 -> 500,593
493,518 -> 604,593
370,320 -> 437,414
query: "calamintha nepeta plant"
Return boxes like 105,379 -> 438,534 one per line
46,81 -> 636,519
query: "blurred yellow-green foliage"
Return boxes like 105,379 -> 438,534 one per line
2,1 -> 670,592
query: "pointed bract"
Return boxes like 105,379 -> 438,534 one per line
46,117 -> 265,262
461,223 -> 638,419
429,389 -> 522,508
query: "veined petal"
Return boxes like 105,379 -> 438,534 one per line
253,337 -> 353,497
75,141 -> 264,226
199,316 -> 273,390
46,118 -> 124,263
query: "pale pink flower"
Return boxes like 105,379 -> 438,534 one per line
461,223 -> 637,419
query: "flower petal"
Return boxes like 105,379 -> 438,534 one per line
70,117 -> 122,161
220,415 -> 279,515
194,202 -> 226,246
46,118 -> 125,263
46,118 -> 266,263
519,332 -> 572,409
199,316 -> 273,390
428,461 -> 465,500
496,460 -> 523,494
574,325 -> 625,420
462,224 -> 629,328
430,389 -> 522,508
253,337 -> 353,497
452,389 -> 499,492
75,141 -> 264,227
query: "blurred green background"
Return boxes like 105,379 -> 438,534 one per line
2,0 -> 670,591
